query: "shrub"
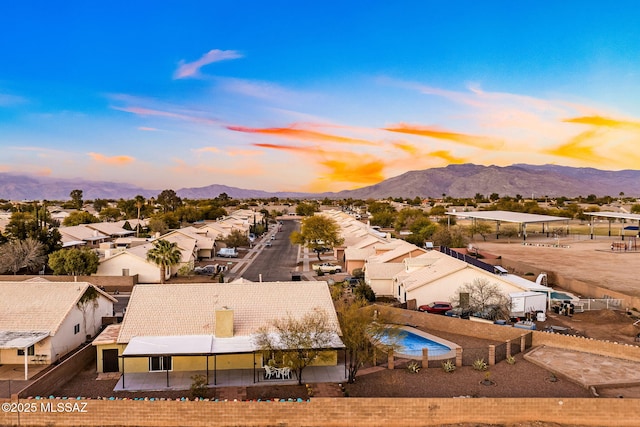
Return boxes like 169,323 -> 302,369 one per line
506,355 -> 516,365
190,374 -> 208,399
407,361 -> 421,373
473,358 -> 488,371
441,360 -> 456,373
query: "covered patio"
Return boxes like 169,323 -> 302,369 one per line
0,331 -> 50,380
114,364 -> 347,392
118,334 -> 347,391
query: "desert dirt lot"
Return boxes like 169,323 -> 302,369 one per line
475,235 -> 640,299
470,234 -> 640,344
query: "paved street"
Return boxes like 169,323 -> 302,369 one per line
236,219 -> 302,282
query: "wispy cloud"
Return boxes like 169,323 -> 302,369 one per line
113,106 -> 218,125
174,49 -> 243,79
0,93 -> 27,106
563,115 -> 640,129
384,123 -> 503,150
228,124 -> 377,146
138,126 -> 159,131
88,152 -> 135,165
193,146 -> 263,157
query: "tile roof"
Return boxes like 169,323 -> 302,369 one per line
0,281 -> 114,334
117,281 -> 340,343
364,262 -> 405,279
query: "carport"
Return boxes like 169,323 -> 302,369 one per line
0,331 -> 49,380
445,210 -> 570,241
585,212 -> 640,240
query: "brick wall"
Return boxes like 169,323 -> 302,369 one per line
531,330 -> 640,362
370,305 -> 528,342
0,274 -> 137,292
17,345 -> 96,399
1,397 -> 640,426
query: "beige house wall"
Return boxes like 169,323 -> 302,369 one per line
401,268 -> 523,306
97,254 -> 160,283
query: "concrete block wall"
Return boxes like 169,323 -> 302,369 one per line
18,345 -> 95,399
1,397 -> 640,426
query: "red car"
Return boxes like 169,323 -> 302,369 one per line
418,301 -> 453,314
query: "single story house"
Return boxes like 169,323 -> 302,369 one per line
0,279 -> 115,379
92,281 -> 343,386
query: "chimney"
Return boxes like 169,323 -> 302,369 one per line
215,307 -> 234,338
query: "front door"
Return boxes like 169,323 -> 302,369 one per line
102,349 -> 119,373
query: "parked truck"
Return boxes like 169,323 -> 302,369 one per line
217,247 -> 238,258
509,291 -> 547,318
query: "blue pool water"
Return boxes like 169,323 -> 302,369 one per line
379,329 -> 451,357
550,291 -> 575,300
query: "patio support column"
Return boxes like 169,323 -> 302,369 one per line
253,352 -> 256,384
206,356 -> 209,384
23,348 -> 28,380
166,359 -> 169,387
214,355 -> 217,385
122,357 -> 125,389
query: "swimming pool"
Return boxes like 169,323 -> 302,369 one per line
550,291 -> 579,301
377,326 -> 459,360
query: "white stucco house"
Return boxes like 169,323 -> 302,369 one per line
0,279 -> 115,379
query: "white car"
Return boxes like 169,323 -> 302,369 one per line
312,263 -> 342,274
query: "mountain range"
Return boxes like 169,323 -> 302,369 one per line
0,164 -> 638,201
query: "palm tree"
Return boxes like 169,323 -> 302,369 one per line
146,239 -> 182,284
134,195 -> 145,237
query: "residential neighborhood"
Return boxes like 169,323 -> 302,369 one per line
2,195 -> 640,427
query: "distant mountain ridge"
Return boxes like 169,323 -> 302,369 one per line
0,164 -> 638,201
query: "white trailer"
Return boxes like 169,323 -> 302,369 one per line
510,291 -> 547,317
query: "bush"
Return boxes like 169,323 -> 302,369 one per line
190,374 -> 208,399
506,355 -> 516,365
354,282 -> 376,302
407,361 -> 421,373
442,360 -> 456,373
473,358 -> 488,371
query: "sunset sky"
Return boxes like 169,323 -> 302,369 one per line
1,1 -> 639,193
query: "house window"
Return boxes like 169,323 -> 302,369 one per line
149,356 -> 172,372
17,345 -> 35,356
74,324 -> 80,334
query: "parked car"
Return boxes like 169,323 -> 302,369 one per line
312,262 -> 342,274
444,307 -> 471,319
342,277 -> 360,287
418,302 -> 453,314
265,241 -> 272,247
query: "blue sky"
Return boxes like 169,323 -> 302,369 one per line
1,1 -> 639,193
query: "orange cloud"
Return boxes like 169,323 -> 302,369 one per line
564,116 -> 640,129
384,123 -> 503,150
228,124 -> 376,146
542,130 -> 604,163
88,152 -> 135,165
194,147 -> 221,153
427,150 -> 467,164
318,158 -> 386,185
392,141 -> 420,155
35,168 -> 52,176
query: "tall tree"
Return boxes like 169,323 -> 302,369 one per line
70,189 -> 84,210
157,189 -> 182,213
223,229 -> 250,248
48,247 -> 100,276
254,308 -> 336,385
290,215 -> 344,261
336,299 -> 398,383
134,195 -> 146,237
146,239 -> 182,284
0,238 -> 46,274
450,278 -> 511,320
63,211 -> 100,226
